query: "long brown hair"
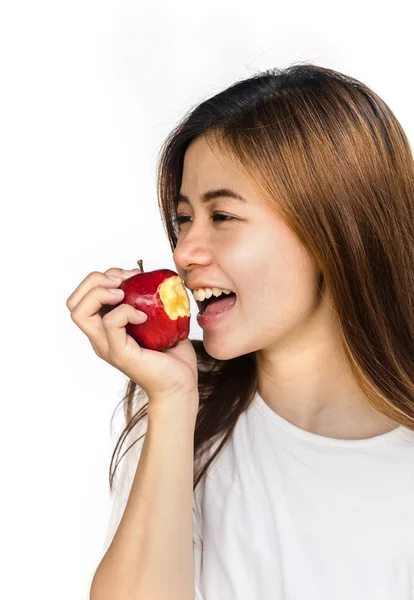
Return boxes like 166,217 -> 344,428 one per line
109,63 -> 414,495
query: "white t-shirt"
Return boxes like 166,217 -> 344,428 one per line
102,391 -> 414,600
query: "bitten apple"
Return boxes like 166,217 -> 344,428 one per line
114,260 -> 191,351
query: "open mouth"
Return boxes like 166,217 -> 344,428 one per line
197,291 -> 237,315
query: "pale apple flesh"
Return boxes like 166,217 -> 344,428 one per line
159,275 -> 191,320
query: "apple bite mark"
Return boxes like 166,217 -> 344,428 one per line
159,276 -> 191,320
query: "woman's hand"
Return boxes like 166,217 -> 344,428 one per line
66,267 -> 199,419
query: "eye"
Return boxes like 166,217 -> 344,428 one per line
173,213 -> 235,227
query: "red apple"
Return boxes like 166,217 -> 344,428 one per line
114,260 -> 191,351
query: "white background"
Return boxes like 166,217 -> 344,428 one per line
0,1 -> 412,598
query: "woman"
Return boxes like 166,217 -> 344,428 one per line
68,63 -> 414,599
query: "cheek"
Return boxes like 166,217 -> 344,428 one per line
235,234 -> 317,308
230,241 -> 282,301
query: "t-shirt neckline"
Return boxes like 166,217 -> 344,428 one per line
251,391 -> 406,448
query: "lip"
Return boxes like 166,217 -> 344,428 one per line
196,296 -> 237,329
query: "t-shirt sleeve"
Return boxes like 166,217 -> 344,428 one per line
101,411 -> 205,600
193,490 -> 205,599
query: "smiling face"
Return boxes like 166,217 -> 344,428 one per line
172,134 -> 325,361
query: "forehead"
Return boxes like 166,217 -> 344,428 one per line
182,136 -> 234,181
178,136 -> 261,207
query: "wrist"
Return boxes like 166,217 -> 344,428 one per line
147,392 -> 199,427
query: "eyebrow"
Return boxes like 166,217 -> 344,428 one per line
174,188 -> 247,207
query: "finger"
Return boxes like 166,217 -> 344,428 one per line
102,303 -> 148,366
66,268 -> 141,312
98,268 -> 142,318
70,285 -> 129,356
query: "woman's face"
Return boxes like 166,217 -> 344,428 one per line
173,135 -> 324,361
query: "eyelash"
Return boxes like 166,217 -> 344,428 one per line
173,213 -> 235,227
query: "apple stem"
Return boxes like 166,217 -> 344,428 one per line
137,259 -> 144,272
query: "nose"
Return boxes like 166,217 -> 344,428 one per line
172,226 -> 213,274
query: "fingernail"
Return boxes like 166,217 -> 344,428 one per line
122,269 -> 140,276
108,276 -> 122,281
108,288 -> 124,295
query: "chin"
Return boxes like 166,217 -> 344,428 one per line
202,338 -> 248,362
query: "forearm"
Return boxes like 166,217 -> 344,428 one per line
90,399 -> 198,600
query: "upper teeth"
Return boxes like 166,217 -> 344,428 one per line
192,287 -> 233,301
